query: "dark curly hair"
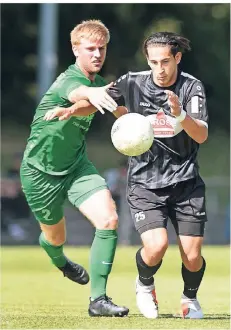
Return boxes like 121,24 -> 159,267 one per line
143,32 -> 191,57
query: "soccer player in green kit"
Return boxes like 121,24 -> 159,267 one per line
20,20 -> 129,317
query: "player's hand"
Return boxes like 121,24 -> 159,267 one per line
87,82 -> 118,113
164,90 -> 181,117
44,107 -> 74,121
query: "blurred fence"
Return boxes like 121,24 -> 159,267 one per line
1,176 -> 229,246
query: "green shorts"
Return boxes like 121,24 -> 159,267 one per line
20,160 -> 108,225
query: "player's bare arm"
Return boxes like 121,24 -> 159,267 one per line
44,100 -> 97,121
44,100 -> 128,121
112,106 -> 128,118
68,82 -> 118,113
165,90 -> 208,144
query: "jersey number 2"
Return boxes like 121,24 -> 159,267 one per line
42,209 -> 52,221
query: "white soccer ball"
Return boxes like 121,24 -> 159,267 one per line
111,113 -> 154,156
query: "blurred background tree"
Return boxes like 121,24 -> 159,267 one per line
1,3 -> 230,174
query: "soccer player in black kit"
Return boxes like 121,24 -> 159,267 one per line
107,32 -> 208,319
48,31 -> 208,319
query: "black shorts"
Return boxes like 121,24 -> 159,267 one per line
127,176 -> 207,237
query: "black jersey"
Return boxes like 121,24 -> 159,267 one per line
107,70 -> 208,189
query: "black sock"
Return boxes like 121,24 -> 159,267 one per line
136,247 -> 162,286
182,257 -> 206,299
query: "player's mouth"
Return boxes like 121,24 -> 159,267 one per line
158,75 -> 167,80
92,61 -> 102,66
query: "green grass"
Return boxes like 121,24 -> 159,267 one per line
1,246 -> 230,329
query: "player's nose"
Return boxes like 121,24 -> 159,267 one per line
93,49 -> 100,57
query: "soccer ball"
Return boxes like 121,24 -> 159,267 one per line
111,113 -> 154,156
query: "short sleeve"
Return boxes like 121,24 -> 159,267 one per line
185,81 -> 208,125
56,75 -> 90,101
107,73 -> 128,106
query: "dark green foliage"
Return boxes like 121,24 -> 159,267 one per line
1,3 -> 230,132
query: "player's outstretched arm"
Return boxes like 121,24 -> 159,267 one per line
68,82 -> 118,114
44,100 -> 98,121
44,102 -> 128,121
112,106 -> 128,118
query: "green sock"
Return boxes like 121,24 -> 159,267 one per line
39,232 -> 66,268
90,229 -> 118,300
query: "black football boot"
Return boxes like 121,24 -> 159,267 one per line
58,257 -> 89,285
88,295 -> 129,317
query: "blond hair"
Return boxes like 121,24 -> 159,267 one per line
70,19 -> 110,46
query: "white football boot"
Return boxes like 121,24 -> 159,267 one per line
181,294 -> 203,319
135,276 -> 158,318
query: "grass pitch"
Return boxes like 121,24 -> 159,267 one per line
1,245 -> 230,329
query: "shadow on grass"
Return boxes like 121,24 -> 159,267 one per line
130,313 -> 231,320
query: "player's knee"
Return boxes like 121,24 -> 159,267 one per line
182,253 -> 201,271
144,240 -> 168,263
98,212 -> 119,230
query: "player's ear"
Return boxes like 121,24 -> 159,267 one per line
175,52 -> 182,65
72,45 -> 79,57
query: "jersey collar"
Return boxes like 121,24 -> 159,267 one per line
74,63 -> 96,83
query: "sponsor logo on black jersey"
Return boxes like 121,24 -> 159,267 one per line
147,109 -> 183,138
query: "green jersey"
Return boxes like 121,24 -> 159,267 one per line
23,64 -> 106,175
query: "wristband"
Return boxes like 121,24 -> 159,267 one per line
175,108 -> 187,122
